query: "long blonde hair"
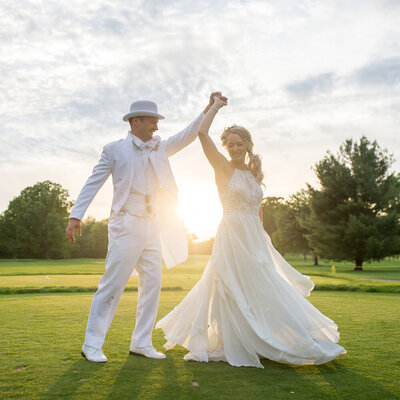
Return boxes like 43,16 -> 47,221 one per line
220,125 -> 264,185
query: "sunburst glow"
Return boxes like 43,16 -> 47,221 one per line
178,182 -> 222,240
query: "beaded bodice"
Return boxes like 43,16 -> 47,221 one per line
221,169 -> 263,215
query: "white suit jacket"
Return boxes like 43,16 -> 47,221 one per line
69,112 -> 204,268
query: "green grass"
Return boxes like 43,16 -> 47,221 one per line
0,291 -> 399,400
285,255 -> 400,280
1,256 -> 399,295
0,256 -> 211,276
1,256 -> 400,399
0,258 -> 107,276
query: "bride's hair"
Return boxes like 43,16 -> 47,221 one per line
220,125 -> 264,185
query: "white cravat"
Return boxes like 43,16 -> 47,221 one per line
129,133 -> 161,196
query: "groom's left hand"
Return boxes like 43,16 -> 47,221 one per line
65,218 -> 82,243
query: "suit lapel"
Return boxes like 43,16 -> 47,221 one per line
121,134 -> 135,187
149,149 -> 178,195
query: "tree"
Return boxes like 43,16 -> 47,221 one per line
304,136 -> 400,270
0,217 -> 13,258
71,217 -> 109,258
90,219 -> 108,257
261,197 -> 284,237
272,190 -> 313,260
0,181 -> 73,259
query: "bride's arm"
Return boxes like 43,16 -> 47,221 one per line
198,96 -> 230,171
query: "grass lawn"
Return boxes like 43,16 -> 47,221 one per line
285,255 -> 400,280
0,259 -> 107,276
0,291 -> 399,400
1,256 -> 399,294
0,256 -> 399,399
1,272 -> 399,296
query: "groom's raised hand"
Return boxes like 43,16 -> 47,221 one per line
65,218 -> 82,242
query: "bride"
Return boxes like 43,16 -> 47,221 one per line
155,96 -> 346,368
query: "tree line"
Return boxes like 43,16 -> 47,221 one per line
0,136 -> 399,270
261,137 -> 400,270
0,180 -> 109,259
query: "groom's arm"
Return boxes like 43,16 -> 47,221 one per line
66,148 -> 112,242
164,92 -> 222,158
164,113 -> 204,158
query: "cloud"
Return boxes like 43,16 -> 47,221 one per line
354,57 -> 400,87
0,0 -> 400,233
286,73 -> 336,98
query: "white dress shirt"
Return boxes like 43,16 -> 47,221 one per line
122,133 -> 161,217
130,133 -> 160,195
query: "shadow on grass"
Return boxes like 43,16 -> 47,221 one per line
40,352 -> 161,400
174,356 -> 399,400
41,357 -> 106,400
310,362 -> 399,399
106,354 -> 155,399
106,354 -> 183,400
39,353 -> 399,400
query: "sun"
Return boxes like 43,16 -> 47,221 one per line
178,182 -> 222,240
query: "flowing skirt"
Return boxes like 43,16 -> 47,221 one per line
155,214 -> 346,368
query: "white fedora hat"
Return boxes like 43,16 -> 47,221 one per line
123,100 -> 165,121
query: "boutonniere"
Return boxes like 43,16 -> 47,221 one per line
153,145 -> 159,151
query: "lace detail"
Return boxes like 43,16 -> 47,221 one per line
222,169 -> 263,216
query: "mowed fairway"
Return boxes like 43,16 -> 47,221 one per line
0,257 -> 399,400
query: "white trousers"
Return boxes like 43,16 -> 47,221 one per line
84,211 -> 162,349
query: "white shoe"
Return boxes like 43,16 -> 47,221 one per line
129,346 -> 166,359
81,344 -> 107,363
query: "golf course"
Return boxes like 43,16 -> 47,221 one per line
1,256 -> 399,400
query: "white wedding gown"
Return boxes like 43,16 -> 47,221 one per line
156,168 -> 346,368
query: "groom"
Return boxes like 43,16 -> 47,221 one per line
65,92 -> 222,362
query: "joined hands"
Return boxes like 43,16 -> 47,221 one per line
204,92 -> 228,114
212,95 -> 228,110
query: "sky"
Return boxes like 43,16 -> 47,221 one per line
1,0 -> 399,239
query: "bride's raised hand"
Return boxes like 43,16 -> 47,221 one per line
198,94 -> 231,172
213,95 -> 228,110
